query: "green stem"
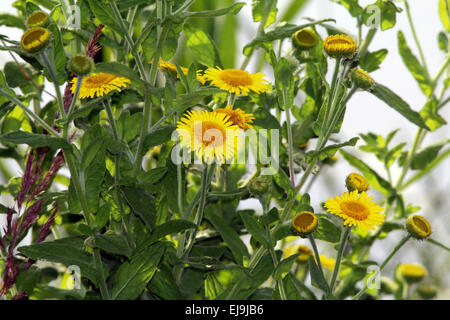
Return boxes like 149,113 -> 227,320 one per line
93,248 -> 110,300
404,0 -> 430,78
329,226 -> 351,294
285,101 -> 295,187
395,128 -> 424,189
353,235 -> 411,300
103,99 -> 134,251
0,88 -> 60,137
308,234 -> 325,277
358,28 -> 377,58
64,75 -> 83,139
40,51 -> 65,119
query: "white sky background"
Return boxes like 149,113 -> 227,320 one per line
0,0 -> 449,297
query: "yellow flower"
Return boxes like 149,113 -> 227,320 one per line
26,10 -> 50,28
323,34 -> 357,58
156,59 -> 206,84
316,255 -> 336,271
204,67 -> 270,96
214,105 -> 255,131
292,211 -> 318,236
406,215 -> 431,240
397,263 -> 427,283
292,28 -> 318,50
325,190 -> 385,231
350,68 -> 375,90
71,73 -> 131,99
20,27 -> 51,53
176,109 -> 242,163
284,245 -> 313,264
345,172 -> 369,193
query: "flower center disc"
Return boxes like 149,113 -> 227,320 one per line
340,201 -> 369,220
83,74 -> 115,88
296,31 -> 315,45
23,29 -> 46,45
294,213 -> 314,228
220,69 -> 253,87
194,121 -> 226,147
412,216 -> 430,233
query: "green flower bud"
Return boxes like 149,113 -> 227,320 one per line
292,28 -> 318,51
248,176 -> 270,196
20,27 -> 51,53
417,284 -> 438,299
350,68 -> 375,91
26,10 -> 50,28
406,215 -> 432,240
68,54 -> 94,76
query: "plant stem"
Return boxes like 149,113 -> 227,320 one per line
40,51 -> 65,119
93,248 -> 110,300
284,102 -> 295,187
308,234 -> 325,277
0,88 -> 60,137
395,128 -> 424,189
353,235 -> 411,300
358,28 -> 377,58
329,226 -> 351,294
103,99 -> 134,251
64,75 -> 83,139
404,0 -> 430,78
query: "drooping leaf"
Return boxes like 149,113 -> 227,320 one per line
0,131 -> 71,149
184,23 -> 217,67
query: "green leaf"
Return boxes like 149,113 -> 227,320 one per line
140,219 -> 197,248
410,139 -> 450,170
397,31 -> 432,96
359,49 -> 388,72
438,31 -> 448,52
181,2 -> 245,18
184,23 -> 217,67
273,254 -> 299,280
48,23 -> 67,84
239,211 -> 271,248
87,0 -> 122,34
18,237 -> 101,286
280,0 -> 308,22
121,186 -> 157,232
142,125 -> 176,153
371,83 -> 429,130
148,265 -> 183,299
94,233 -> 132,258
110,241 -> 167,300
137,167 -> 168,186
204,272 -> 225,300
206,210 -> 249,266
3,62 -> 32,88
0,13 -> 26,29
420,98 -> 447,131
308,256 -> 330,294
314,214 -> 341,243
340,149 -> 395,196
252,0 -> 278,28
427,238 -> 450,252
332,0 -> 362,18
95,62 -> 146,88
306,137 -> 359,163
439,0 -> 450,32
363,0 -> 401,31
0,131 -> 71,149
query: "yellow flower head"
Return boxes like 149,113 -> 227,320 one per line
323,34 -> 357,58
157,59 -> 206,84
176,109 -> 242,163
406,215 -> 431,240
325,190 -> 385,231
316,255 -> 336,271
71,73 -> 131,99
204,67 -> 270,96
284,245 -> 313,264
292,211 -> 318,236
21,27 -> 51,53
26,10 -> 50,28
345,172 -> 369,193
292,28 -> 318,50
397,263 -> 427,283
350,68 -> 375,90
214,105 -> 255,131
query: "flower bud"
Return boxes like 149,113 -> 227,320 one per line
20,27 -> 51,53
345,172 -> 369,193
323,155 -> 338,166
380,277 -> 399,294
406,215 -> 431,240
397,263 -> 427,284
26,10 -> 50,28
248,176 -> 270,196
323,34 -> 357,59
68,54 -> 94,76
291,211 -> 318,237
417,284 -> 438,299
292,28 -> 318,51
350,68 -> 375,90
